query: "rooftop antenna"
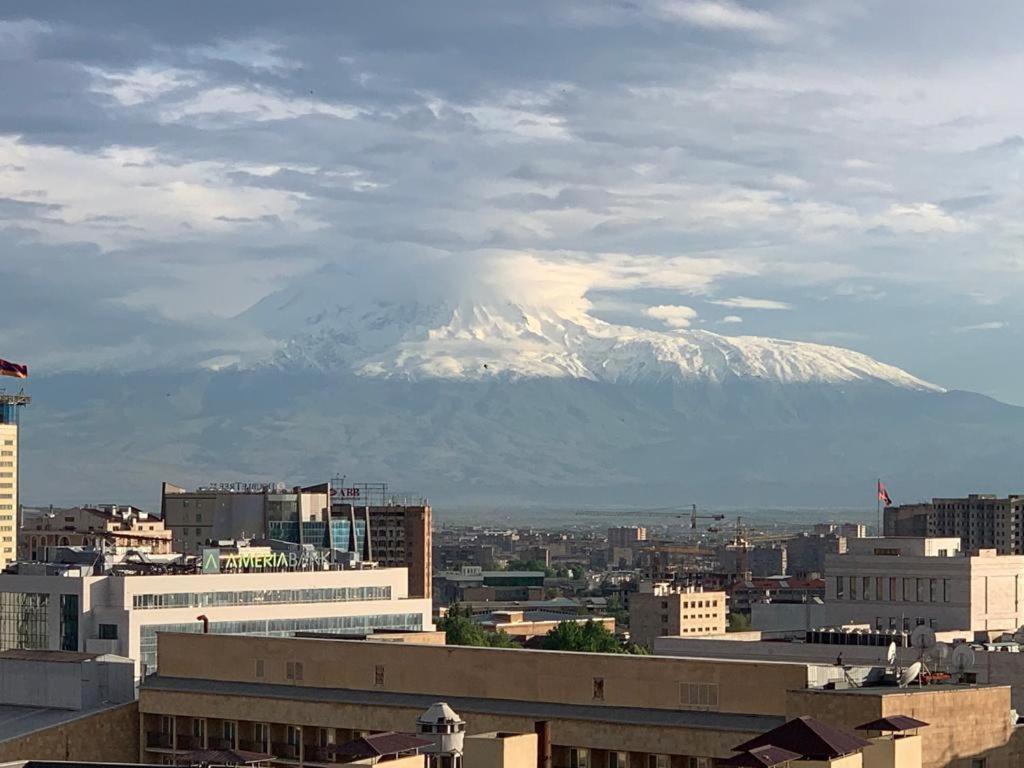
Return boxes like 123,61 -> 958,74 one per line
951,645 -> 976,683
910,625 -> 936,677
899,661 -> 922,688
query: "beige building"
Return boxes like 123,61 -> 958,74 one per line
628,581 -> 726,648
475,610 -> 615,641
0,393 -> 27,572
138,632 -> 1024,768
824,537 -> 1024,636
19,505 -> 173,560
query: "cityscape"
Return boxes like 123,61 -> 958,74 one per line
3,4 -> 1024,768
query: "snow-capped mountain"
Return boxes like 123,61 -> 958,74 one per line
17,264 -> 1024,511
240,280 -> 940,391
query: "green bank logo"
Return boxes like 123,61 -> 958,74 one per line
201,548 -> 221,574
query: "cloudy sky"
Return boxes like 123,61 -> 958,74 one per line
3,1 -> 1024,401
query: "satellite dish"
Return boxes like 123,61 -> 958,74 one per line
910,625 -> 936,651
899,661 -> 922,688
886,642 -> 897,667
933,643 -> 951,662
952,645 -> 976,673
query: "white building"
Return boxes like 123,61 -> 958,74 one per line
0,560 -> 432,676
824,536 -> 1024,636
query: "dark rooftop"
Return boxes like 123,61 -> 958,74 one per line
856,715 -> 929,732
719,745 -> 802,767
733,716 -> 871,760
333,732 -> 433,760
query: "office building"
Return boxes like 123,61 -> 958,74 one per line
19,505 -> 172,560
824,537 -> 1024,636
138,632 -> 1024,768
628,581 -> 726,648
0,394 -> 28,572
0,554 -> 431,675
435,568 -> 546,604
162,482 -> 432,598
884,494 -> 1024,555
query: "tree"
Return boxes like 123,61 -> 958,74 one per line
541,620 -> 623,654
438,603 -> 520,648
727,612 -> 751,633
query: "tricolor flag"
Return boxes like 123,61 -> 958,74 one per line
0,359 -> 27,379
877,480 -> 893,507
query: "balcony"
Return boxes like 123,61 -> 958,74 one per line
177,735 -> 203,750
304,746 -> 335,763
240,740 -> 270,754
145,732 -> 173,750
208,737 -> 236,750
272,743 -> 300,761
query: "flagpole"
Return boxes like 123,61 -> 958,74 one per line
877,478 -> 881,537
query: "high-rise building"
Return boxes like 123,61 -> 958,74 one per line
607,526 -> 646,549
884,494 -> 1024,554
161,481 -> 432,598
0,393 -> 29,571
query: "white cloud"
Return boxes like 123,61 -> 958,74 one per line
720,315 -> 743,324
193,38 -> 301,73
654,1 -> 788,38
710,296 -> 792,310
954,321 -> 1008,332
645,304 -> 699,328
161,85 -> 362,124
877,203 -> 974,234
87,66 -> 199,106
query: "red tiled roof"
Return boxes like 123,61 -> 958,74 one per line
733,716 -> 870,760
856,715 -> 929,732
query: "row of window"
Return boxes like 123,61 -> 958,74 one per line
834,575 -> 952,603
131,585 -> 393,610
569,749 -> 707,768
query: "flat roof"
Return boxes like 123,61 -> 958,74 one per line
0,650 -> 99,663
0,703 -> 134,745
142,676 -> 783,734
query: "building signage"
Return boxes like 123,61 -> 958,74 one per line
202,547 -> 330,573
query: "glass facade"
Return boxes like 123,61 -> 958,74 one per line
138,612 -> 424,671
132,585 -> 392,610
0,592 -> 49,651
267,518 -> 366,551
60,593 -> 79,651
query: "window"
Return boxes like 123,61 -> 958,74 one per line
192,718 -> 206,744
943,578 -> 951,602
875,577 -> 883,601
850,576 -> 857,600
286,726 -> 301,748
0,592 -> 49,651
98,623 -> 118,640
971,759 -> 987,768
255,659 -> 264,678
903,578 -> 913,601
681,681 -> 719,709
223,721 -> 236,746
570,748 -> 589,768
648,756 -> 669,768
593,677 -> 604,700
862,577 -> 870,600
836,576 -> 844,599
375,664 -> 385,686
285,661 -> 304,681
929,579 -> 938,603
608,753 -> 627,768
254,723 -> 269,751
889,577 -> 898,602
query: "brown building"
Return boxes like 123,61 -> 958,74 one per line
628,581 -> 727,649
139,632 -> 1024,768
19,505 -> 173,560
884,494 -> 1024,555
340,503 -> 432,601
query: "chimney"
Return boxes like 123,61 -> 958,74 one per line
534,722 -> 551,768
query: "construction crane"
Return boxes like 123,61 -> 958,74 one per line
575,504 -> 725,530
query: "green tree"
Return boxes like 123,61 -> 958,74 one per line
541,620 -> 623,654
438,603 -> 520,648
727,612 -> 751,633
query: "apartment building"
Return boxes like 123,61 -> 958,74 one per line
824,537 -> 1024,636
138,632 -> 1024,768
162,482 -> 432,598
628,581 -> 726,648
19,505 -> 173,560
0,394 -> 28,571
884,494 -> 1024,555
0,557 -> 431,675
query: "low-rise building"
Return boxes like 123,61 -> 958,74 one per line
19,506 -> 173,560
823,537 -> 1024,637
0,555 -> 432,676
473,610 -> 615,641
628,581 -> 726,648
138,632 -> 1024,768
435,568 -> 546,605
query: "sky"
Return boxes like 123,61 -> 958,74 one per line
2,1 -> 1024,402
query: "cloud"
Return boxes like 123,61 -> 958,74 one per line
720,315 -> 743,324
710,296 -> 792,310
954,321 -> 1008,332
653,1 -> 788,38
645,304 -> 699,328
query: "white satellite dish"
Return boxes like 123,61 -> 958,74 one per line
910,625 -> 936,651
933,642 -> 951,663
899,661 -> 922,688
952,645 -> 976,673
886,641 -> 897,667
